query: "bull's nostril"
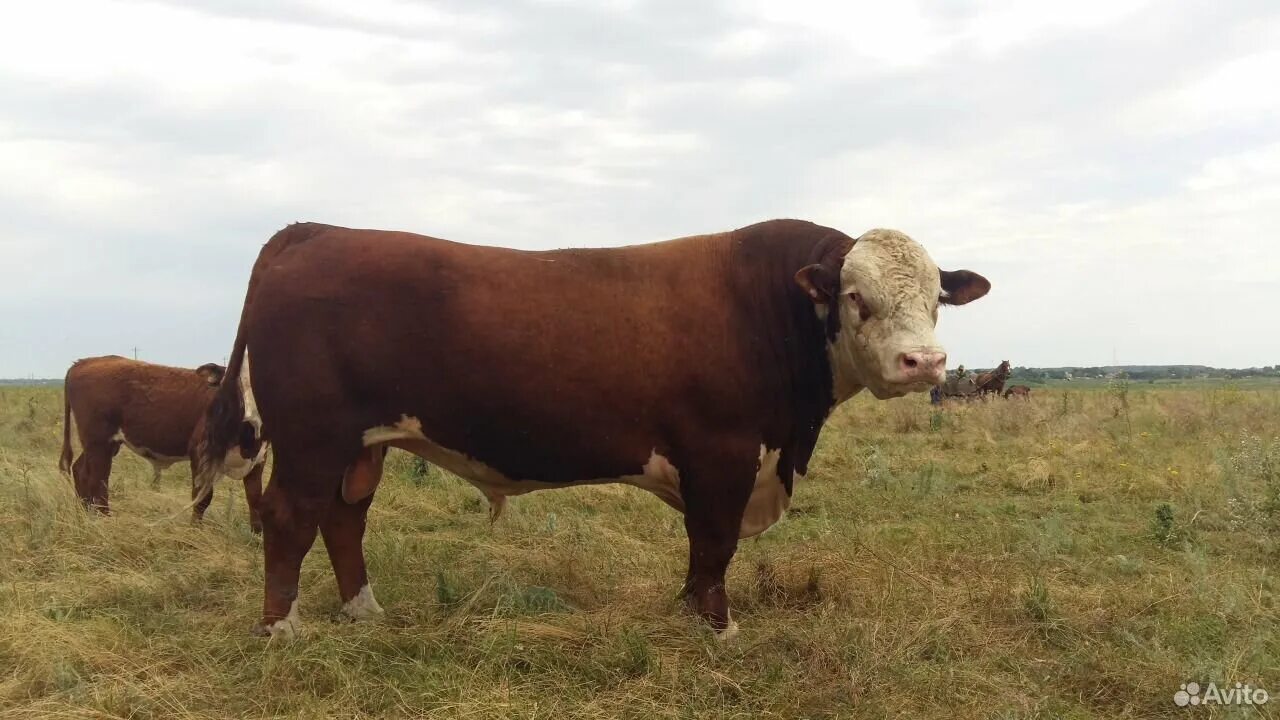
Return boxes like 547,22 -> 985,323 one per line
903,355 -> 918,369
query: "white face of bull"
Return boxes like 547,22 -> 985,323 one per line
797,229 -> 990,401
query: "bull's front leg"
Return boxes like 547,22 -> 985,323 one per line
679,446 -> 757,640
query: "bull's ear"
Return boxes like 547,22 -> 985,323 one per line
195,363 -> 227,386
939,269 -> 990,306
795,264 -> 839,304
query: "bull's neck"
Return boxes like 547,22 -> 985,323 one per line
727,222 -> 848,440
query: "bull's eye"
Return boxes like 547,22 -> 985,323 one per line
848,292 -> 872,321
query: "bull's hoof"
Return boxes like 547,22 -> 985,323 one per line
339,584 -> 385,623
251,601 -> 301,639
249,521 -> 263,535
716,619 -> 741,643
250,617 -> 301,640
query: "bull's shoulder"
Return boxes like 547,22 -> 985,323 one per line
734,218 -> 825,236
730,219 -> 854,267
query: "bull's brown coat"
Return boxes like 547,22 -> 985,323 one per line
196,219 -> 990,636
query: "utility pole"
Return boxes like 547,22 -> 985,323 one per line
132,346 -> 139,361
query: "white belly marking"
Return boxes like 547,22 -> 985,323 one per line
739,446 -> 790,538
362,417 -> 791,535
362,415 -> 687,516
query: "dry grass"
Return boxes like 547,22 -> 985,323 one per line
1,383 -> 1277,718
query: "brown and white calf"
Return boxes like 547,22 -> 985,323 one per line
194,219 -> 990,638
60,355 -> 267,529
1005,384 -> 1032,399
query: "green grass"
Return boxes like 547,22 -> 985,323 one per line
1,385 -> 1277,718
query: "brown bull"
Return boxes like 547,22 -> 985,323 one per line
60,355 -> 266,529
194,219 -> 990,639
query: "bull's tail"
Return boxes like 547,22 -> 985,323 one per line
192,321 -> 250,506
58,377 -> 74,475
192,223 -> 330,507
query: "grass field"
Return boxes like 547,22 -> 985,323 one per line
1,382 -> 1277,718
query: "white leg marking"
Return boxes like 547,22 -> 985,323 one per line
340,584 -> 384,622
716,612 -> 740,643
267,599 -> 302,639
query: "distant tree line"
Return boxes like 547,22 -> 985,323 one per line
3,365 -> 1279,388
1001,365 -> 1280,383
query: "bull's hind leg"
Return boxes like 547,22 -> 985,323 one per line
679,446 -> 757,640
189,459 -> 265,533
76,443 -> 115,513
71,454 -> 91,506
323,445 -> 385,622
252,447 -> 345,639
191,466 -> 215,523
242,462 -> 265,534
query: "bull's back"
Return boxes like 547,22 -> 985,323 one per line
242,226 -> 756,480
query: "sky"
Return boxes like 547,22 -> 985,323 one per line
2,0 -> 1278,377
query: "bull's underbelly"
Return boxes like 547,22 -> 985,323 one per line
364,415 -> 791,539
110,429 -> 185,468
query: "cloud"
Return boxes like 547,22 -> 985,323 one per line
2,0 -> 1278,375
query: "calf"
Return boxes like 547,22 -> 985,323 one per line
1004,385 -> 1032,399
194,219 -> 990,638
60,355 -> 266,529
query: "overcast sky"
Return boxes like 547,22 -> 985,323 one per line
2,0 -> 1278,377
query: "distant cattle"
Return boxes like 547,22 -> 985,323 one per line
60,356 -> 266,529
194,219 -> 990,639
1004,384 -> 1031,399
